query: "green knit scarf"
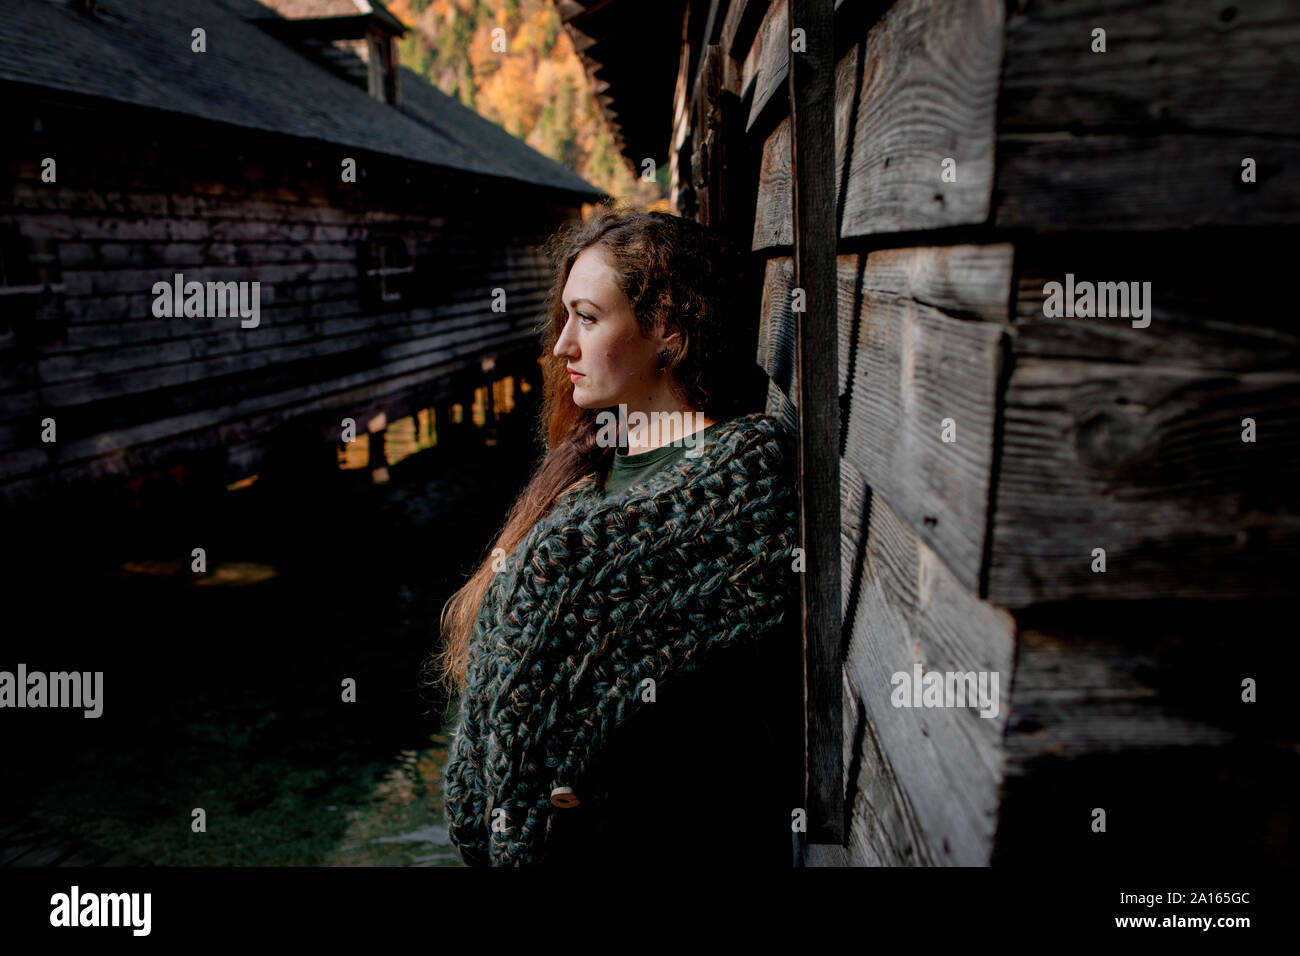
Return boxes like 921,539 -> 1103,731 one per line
441,412 -> 799,866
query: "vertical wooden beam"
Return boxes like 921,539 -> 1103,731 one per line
787,0 -> 843,845
696,45 -> 724,228
689,48 -> 715,227
691,43 -> 745,240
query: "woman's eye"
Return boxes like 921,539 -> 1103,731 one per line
577,312 -> 595,324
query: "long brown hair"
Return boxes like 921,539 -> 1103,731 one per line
426,202 -> 765,700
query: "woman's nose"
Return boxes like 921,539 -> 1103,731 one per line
553,317 -> 576,358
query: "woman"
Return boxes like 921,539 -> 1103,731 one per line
431,206 -> 804,867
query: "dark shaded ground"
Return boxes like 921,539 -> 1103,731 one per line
1,412 -> 537,866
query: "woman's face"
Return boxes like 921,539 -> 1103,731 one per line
554,244 -> 671,411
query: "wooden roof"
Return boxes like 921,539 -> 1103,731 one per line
554,0 -> 690,169
246,0 -> 407,37
0,0 -> 603,200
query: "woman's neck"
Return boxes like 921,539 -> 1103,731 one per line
622,407 -> 716,455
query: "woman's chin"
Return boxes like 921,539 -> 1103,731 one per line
571,389 -> 609,410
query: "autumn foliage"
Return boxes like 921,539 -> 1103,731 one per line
388,0 -> 668,210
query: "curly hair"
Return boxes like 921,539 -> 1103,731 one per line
425,202 -> 767,699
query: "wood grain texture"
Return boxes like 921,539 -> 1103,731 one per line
996,133 -> 1300,229
841,248 -> 1009,593
837,0 -> 1002,238
753,0 -> 1003,247
857,243 -> 1014,324
758,247 -> 1011,593
839,479 -> 1015,865
0,61 -> 584,506
0,111 -> 557,500
757,255 -> 801,402
996,0 -> 1300,228
751,118 -> 792,252
789,0 -> 844,845
988,358 -> 1300,605
987,234 -> 1300,605
804,463 -> 908,867
1001,0 -> 1300,135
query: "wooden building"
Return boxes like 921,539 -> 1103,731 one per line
0,0 -> 604,506
560,0 -> 1300,866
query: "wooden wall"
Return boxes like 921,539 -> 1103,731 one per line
0,86 -> 575,505
675,0 -> 1300,865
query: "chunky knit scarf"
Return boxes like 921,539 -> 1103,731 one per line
442,412 -> 799,866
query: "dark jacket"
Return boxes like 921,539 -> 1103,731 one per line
443,412 -> 802,866
534,618 -> 804,868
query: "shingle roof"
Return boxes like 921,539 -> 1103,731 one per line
555,0 -> 687,170
0,0 -> 605,199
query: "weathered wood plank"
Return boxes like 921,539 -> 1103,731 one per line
58,277 -> 546,340
996,133 -> 1300,229
759,247 -> 1010,592
841,249 -> 1008,593
59,280 -> 361,320
59,261 -> 356,297
840,485 -> 1015,865
994,600 -> 1299,866
996,0 -> 1300,228
38,314 -> 530,407
757,256 -> 799,400
721,0 -> 768,71
0,340 -> 525,491
740,0 -> 788,135
808,464 -> 875,866
752,0 -> 1003,248
837,0 -> 1001,238
988,231 -> 1300,604
988,357 -> 1300,605
36,327 -> 534,465
804,462 -> 889,867
1001,0 -> 1300,135
9,184 -> 379,228
53,240 -> 361,271
763,375 -> 798,435
751,119 -> 792,252
38,279 -> 550,385
797,676 -> 853,868
789,0 -> 843,845
17,214 -> 368,244
670,5 -> 694,187
1009,240 -> 1300,370
58,286 -> 551,353
859,243 -> 1014,324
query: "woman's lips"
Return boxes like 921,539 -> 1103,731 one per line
569,371 -> 584,382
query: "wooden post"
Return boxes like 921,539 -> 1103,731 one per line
693,45 -> 724,228
691,41 -> 752,257
787,0 -> 843,846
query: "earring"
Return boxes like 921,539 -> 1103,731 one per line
660,349 -> 669,366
